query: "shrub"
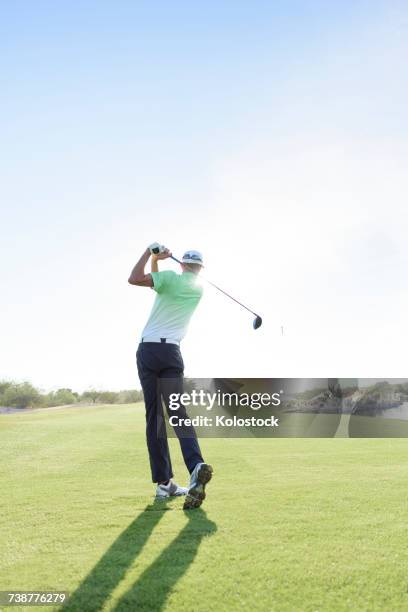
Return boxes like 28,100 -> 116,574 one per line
97,391 -> 119,404
46,388 -> 79,407
0,382 -> 42,408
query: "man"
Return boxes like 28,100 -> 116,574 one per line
128,244 -> 213,510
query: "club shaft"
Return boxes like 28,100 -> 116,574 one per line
170,255 -> 259,317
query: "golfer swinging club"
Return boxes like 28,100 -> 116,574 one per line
128,243 -> 213,509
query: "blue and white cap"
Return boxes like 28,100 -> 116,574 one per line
182,250 -> 204,266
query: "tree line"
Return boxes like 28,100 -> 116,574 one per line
0,380 -> 144,409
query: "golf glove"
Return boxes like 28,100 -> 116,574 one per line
148,242 -> 166,255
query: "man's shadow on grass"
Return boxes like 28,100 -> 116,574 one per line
64,499 -> 216,612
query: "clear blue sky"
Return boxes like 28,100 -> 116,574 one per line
1,1 -> 407,391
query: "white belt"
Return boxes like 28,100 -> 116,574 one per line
141,337 -> 180,346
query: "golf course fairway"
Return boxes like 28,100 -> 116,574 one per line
1,404 -> 408,611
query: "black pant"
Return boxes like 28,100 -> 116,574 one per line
136,342 -> 204,483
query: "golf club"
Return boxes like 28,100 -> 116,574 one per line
170,255 -> 263,330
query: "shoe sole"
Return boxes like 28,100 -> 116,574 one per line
183,464 -> 213,510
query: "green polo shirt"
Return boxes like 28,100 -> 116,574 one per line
140,270 -> 203,343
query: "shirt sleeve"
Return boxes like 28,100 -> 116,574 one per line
150,270 -> 176,294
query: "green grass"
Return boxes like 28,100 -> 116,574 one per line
1,404 -> 408,611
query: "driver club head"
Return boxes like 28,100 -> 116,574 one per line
253,315 -> 262,330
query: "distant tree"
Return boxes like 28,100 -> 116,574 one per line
98,391 -> 119,404
396,383 -> 408,395
0,380 -> 13,396
46,388 -> 78,407
81,390 -> 100,404
372,381 -> 390,390
1,382 -> 42,408
117,389 -> 144,404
